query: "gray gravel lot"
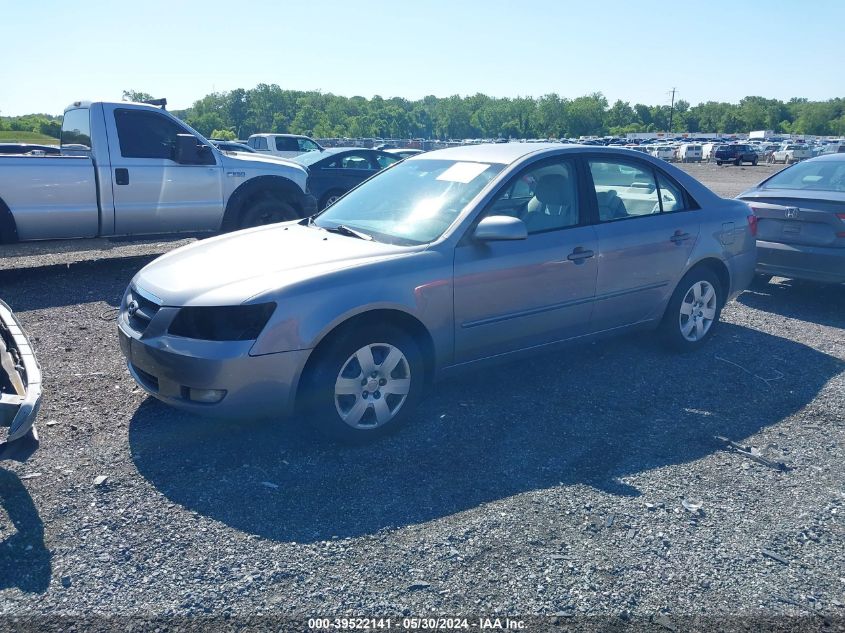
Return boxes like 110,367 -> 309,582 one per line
0,163 -> 843,631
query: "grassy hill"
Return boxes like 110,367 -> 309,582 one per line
0,131 -> 59,144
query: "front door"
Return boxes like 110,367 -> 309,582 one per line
453,157 -> 598,364
108,108 -> 223,235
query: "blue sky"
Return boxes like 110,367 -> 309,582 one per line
3,0 -> 843,116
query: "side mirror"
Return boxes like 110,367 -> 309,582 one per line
474,215 -> 527,241
174,133 -> 202,164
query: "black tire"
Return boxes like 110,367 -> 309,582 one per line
734,158 -> 741,166
301,324 -> 425,443
716,161 -> 722,166
239,193 -> 297,229
320,190 -> 345,211
660,267 -> 724,352
752,157 -> 758,166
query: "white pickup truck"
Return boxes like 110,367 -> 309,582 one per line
770,143 -> 812,165
0,101 -> 316,244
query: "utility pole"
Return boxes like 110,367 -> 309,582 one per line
668,87 -> 676,134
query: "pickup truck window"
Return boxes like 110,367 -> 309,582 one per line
115,109 -> 191,160
275,137 -> 299,151
61,108 -> 91,149
252,137 -> 268,150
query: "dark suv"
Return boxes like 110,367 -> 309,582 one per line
714,144 -> 758,166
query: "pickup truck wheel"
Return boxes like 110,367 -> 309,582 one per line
716,160 -> 722,166
239,194 -> 297,229
733,158 -> 741,166
302,324 -> 424,443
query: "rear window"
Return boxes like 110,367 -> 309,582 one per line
61,108 -> 91,149
763,160 -> 845,191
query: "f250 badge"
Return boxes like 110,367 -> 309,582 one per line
226,171 -> 246,178
785,207 -> 799,219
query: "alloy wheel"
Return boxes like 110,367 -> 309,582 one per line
334,343 -> 411,429
678,280 -> 717,342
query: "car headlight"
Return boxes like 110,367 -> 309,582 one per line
168,303 -> 275,341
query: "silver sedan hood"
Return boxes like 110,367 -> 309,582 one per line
134,222 -> 413,306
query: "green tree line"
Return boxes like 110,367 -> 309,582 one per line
167,89 -> 845,139
4,89 -> 844,141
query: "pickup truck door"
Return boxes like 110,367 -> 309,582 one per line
105,107 -> 224,235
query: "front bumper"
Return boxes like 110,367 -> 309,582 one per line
118,314 -> 311,418
756,240 -> 845,284
0,300 -> 41,458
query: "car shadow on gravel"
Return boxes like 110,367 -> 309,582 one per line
0,256 -> 155,312
0,467 -> 51,592
128,322 -> 843,543
737,279 -> 845,329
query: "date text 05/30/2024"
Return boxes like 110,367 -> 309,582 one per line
308,617 -> 526,630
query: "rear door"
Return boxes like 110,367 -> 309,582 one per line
107,108 -> 223,235
587,157 -> 701,331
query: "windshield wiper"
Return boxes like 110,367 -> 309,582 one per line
324,224 -> 374,241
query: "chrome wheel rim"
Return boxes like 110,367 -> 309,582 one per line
679,280 -> 717,342
334,343 -> 411,429
325,195 -> 340,208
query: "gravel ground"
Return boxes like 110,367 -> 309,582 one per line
0,163 -> 843,631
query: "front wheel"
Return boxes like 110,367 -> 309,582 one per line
239,194 -> 297,228
660,268 -> 723,352
302,325 -> 425,442
752,157 -> 758,166
716,161 -> 722,166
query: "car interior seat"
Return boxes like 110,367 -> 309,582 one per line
523,173 -> 577,231
595,189 -> 628,220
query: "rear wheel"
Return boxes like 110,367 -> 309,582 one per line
660,268 -> 723,352
752,156 -> 758,166
239,193 -> 297,228
716,160 -> 722,166
301,324 -> 424,443
734,158 -> 741,166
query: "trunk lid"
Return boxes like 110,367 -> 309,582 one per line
740,190 -> 845,247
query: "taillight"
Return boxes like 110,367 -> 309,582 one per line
836,213 -> 845,220
747,215 -> 759,237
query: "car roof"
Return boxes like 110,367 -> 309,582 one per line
408,142 -> 567,164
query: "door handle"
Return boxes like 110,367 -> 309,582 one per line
566,247 -> 595,263
115,168 -> 129,185
670,230 -> 691,244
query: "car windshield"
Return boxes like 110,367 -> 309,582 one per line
763,159 -> 845,192
312,158 -> 505,244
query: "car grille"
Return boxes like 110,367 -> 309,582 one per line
125,288 -> 160,334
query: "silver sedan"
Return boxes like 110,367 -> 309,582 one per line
117,144 -> 757,441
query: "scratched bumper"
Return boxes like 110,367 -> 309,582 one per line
0,300 -> 42,460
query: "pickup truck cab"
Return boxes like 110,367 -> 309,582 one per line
0,101 -> 316,243
770,143 -> 812,165
247,133 -> 323,158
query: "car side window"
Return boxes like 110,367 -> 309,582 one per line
655,173 -> 687,213
114,109 -> 187,160
275,137 -> 298,151
588,160 -> 660,221
327,153 -> 376,169
484,159 -> 579,234
375,153 -> 399,169
253,137 -> 268,150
